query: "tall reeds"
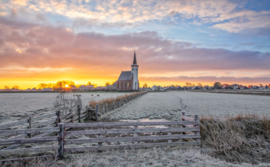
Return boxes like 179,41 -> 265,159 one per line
200,114 -> 270,164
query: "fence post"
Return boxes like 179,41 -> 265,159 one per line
182,112 -> 185,135
181,111 -> 185,121
28,116 -> 32,138
195,115 -> 201,143
95,104 -> 99,121
98,128 -> 103,147
168,125 -> 172,143
77,105 -> 81,123
58,123 -> 64,158
56,111 -> 61,126
134,126 -> 138,144
86,106 -> 90,120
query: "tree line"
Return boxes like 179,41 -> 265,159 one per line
3,81 -> 115,90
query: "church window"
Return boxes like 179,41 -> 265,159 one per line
127,82 -> 129,88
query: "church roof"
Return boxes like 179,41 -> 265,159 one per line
118,71 -> 133,81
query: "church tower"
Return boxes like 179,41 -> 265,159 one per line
131,51 -> 139,90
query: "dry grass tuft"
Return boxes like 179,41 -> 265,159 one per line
88,100 -> 98,108
200,114 -> 270,164
88,92 -> 146,107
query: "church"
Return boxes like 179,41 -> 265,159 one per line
114,51 -> 139,91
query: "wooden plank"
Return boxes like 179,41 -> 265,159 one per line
65,127 -> 200,136
61,114 -> 74,121
64,121 -> 200,128
185,125 -> 195,128
65,134 -> 200,144
2,125 -> 56,150
32,118 -> 56,128
0,119 -> 29,129
0,146 -> 58,156
181,115 -> 194,121
0,136 -> 58,146
32,113 -> 55,121
64,141 -> 200,153
0,127 -> 59,136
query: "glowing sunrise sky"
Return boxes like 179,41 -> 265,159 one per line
0,0 -> 270,89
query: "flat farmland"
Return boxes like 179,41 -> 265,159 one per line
107,91 -> 270,120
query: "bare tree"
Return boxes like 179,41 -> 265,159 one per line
197,83 -> 203,87
4,86 -> 9,90
12,85 -> 19,90
213,82 -> 222,89
143,83 -> 148,88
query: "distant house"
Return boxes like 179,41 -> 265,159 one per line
106,85 -> 113,90
151,85 -> 164,91
209,86 -> 214,90
231,84 -> 239,89
191,86 -> 200,90
240,86 -> 248,89
96,86 -> 106,90
42,88 -> 52,91
32,88 -> 37,91
151,85 -> 158,91
70,86 -> 78,92
259,85 -> 268,89
112,82 -> 117,90
248,85 -> 253,89
79,85 -> 94,91
252,85 -> 259,89
182,86 -> 187,90
204,85 -> 209,90
222,84 -> 230,89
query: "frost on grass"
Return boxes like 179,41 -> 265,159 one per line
107,92 -> 270,121
2,147 -> 270,167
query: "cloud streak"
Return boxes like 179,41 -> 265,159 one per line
1,0 -> 270,33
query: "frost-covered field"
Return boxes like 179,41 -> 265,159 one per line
1,91 -> 270,167
30,148 -> 269,167
0,92 -> 131,124
107,91 -> 270,120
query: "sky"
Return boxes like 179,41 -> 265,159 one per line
0,0 -> 270,89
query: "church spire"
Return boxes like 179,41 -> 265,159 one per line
133,51 -> 137,65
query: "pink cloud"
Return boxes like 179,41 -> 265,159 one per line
0,17 -> 269,81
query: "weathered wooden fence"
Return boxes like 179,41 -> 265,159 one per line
0,118 -> 201,158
